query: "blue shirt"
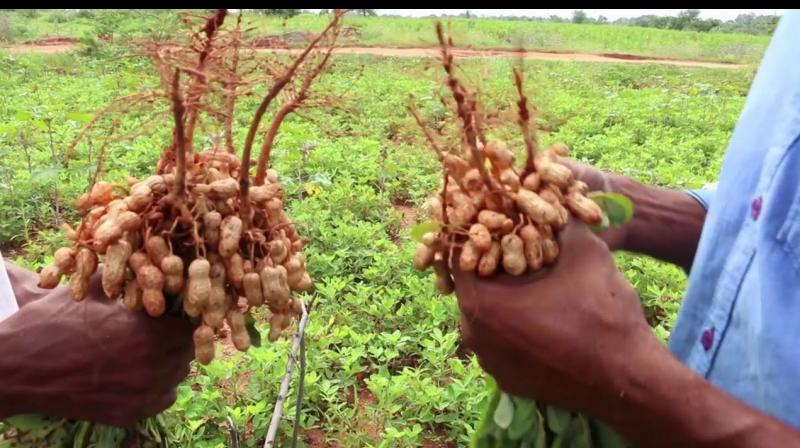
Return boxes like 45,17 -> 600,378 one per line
669,11 -> 800,428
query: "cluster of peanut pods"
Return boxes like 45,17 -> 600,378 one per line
38,148 -> 312,364
414,141 -> 603,291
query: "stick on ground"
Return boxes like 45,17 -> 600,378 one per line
263,303 -> 310,448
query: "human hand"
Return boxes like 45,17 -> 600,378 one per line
453,221 -> 657,417
558,158 -> 628,251
2,269 -> 194,427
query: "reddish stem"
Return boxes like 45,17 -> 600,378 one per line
408,103 -> 444,160
224,12 -> 243,153
254,30 -> 339,186
514,67 -> 537,175
435,22 -> 498,193
185,9 -> 227,153
239,11 -> 344,194
171,69 -> 187,199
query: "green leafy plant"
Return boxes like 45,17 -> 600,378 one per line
0,14 -> 746,445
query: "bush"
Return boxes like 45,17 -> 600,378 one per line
78,31 -> 103,57
19,9 -> 38,19
0,13 -> 12,43
47,11 -> 72,23
256,9 -> 300,19
76,9 -> 94,19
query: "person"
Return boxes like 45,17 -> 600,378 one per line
0,251 -> 194,428
453,10 -> 800,448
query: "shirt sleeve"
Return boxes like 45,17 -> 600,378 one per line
0,251 -> 20,322
685,187 -> 715,211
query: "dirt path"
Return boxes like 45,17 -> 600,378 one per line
3,43 -> 77,54
1,42 -> 741,69
275,46 -> 743,69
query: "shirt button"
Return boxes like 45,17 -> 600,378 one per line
701,327 -> 715,351
751,196 -> 763,220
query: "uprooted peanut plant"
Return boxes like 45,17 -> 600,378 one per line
411,23 -> 605,288
37,9 -> 347,365
409,24 -> 632,448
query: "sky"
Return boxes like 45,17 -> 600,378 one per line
306,9 -> 785,21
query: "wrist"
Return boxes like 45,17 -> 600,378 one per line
601,173 -> 705,270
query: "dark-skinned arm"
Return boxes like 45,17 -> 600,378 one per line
454,222 -> 800,448
0,268 -> 194,428
564,159 -> 708,272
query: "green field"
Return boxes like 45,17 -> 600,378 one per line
0,10 -> 761,447
249,13 -> 769,63
0,10 -> 770,63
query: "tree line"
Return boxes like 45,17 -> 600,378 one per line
457,9 -> 780,36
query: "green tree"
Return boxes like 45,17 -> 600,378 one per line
673,9 -> 701,30
572,10 -> 588,24
257,9 -> 300,19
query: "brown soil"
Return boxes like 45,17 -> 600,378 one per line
251,35 -> 289,48
300,374 -> 380,447
2,36 -> 79,54
26,36 -> 78,46
394,203 -> 418,229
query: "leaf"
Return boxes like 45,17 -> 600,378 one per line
473,379 -> 501,442
94,426 -> 126,447
31,166 -> 60,185
588,192 -> 634,227
30,119 -> 49,131
14,111 -> 32,121
309,172 -> 332,187
546,405 -> 572,435
570,415 -> 593,448
410,220 -> 441,243
493,392 -> 514,429
67,112 -> 94,123
592,420 -> 629,448
245,312 -> 262,348
73,421 -> 92,447
533,410 -> 547,448
507,397 -> 538,440
552,430 -> 567,448
4,414 -> 52,431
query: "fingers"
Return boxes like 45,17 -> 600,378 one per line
557,158 -> 607,192
163,343 -> 193,385
552,219 -> 610,268
147,388 -> 179,417
85,268 -> 107,302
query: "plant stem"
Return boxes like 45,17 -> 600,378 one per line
240,10 -> 344,213
171,69 -> 187,199
184,9 -> 227,153
254,28 -> 339,186
289,335 -> 306,448
408,103 -> 444,160
514,67 -> 538,175
263,303 -> 310,448
224,12 -> 243,154
435,22 -> 498,193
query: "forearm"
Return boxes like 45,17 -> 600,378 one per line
602,340 -> 800,448
0,306 -> 47,419
6,262 -> 47,308
607,174 -> 706,271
